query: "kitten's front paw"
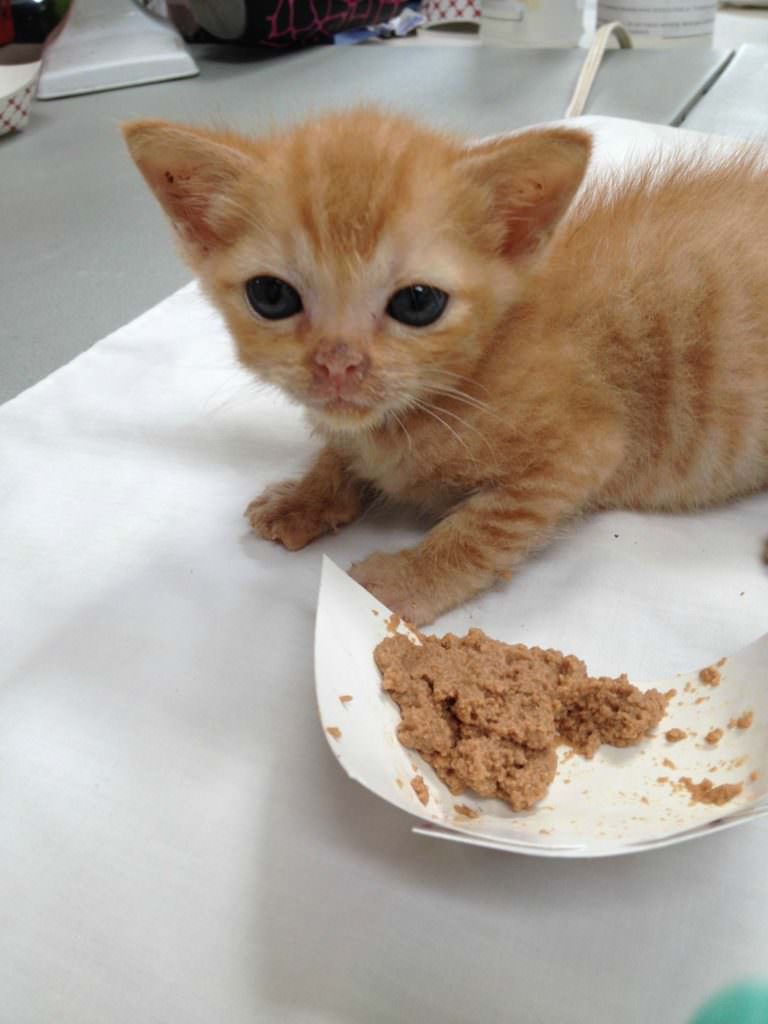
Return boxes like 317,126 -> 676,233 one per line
246,481 -> 335,551
349,551 -> 439,626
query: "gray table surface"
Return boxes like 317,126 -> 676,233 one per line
1,42 -> 733,404
684,44 -> 768,139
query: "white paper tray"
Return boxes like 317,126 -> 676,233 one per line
316,558 -> 768,857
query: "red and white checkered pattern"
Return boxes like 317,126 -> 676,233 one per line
0,82 -> 36,135
421,0 -> 481,23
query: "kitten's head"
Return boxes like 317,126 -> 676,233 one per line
123,109 -> 590,433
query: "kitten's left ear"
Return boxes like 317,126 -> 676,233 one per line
122,120 -> 255,261
461,128 -> 591,261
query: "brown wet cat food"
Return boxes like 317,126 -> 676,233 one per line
374,629 -> 669,811
410,775 -> 429,806
730,711 -> 754,730
680,777 -> 743,806
665,728 -> 687,743
454,804 -> 480,818
699,666 -> 721,687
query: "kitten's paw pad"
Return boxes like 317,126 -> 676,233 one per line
349,551 -> 438,626
246,483 -> 331,551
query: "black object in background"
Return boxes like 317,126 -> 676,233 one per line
8,0 -> 73,43
166,0 -> 408,47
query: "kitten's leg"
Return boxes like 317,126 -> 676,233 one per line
350,434 -> 624,624
247,446 -> 365,551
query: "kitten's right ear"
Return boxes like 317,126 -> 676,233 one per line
122,120 -> 254,260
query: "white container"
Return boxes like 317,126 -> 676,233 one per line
596,0 -> 716,46
36,0 -> 197,100
480,0 -> 583,47
0,61 -> 41,136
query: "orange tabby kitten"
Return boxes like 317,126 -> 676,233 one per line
123,109 -> 768,624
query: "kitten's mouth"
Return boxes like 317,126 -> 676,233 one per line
312,396 -> 382,430
323,398 -> 369,414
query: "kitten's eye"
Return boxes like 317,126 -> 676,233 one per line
245,276 -> 303,320
386,285 -> 448,328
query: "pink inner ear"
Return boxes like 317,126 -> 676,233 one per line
124,119 -> 256,260
499,177 -> 573,260
151,166 -> 222,249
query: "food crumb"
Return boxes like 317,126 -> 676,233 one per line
339,694 -> 353,704
326,726 -> 342,740
679,776 -> 743,806
729,711 -> 754,730
716,658 -> 727,668
372,609 -> 379,617
410,774 -> 429,806
665,728 -> 687,743
640,796 -> 650,805
699,665 -> 721,687
662,757 -> 677,770
749,771 -> 759,783
454,803 -> 480,818
694,697 -> 709,705
385,612 -> 401,634
704,728 -> 723,746
395,778 -> 404,789
657,776 -> 669,784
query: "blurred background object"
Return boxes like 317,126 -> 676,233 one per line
36,0 -> 197,99
596,0 -> 718,47
479,0 -> 582,47
0,58 -> 39,133
0,0 -> 12,45
0,0 -> 74,134
164,0 -> 410,46
421,0 -> 481,27
0,0 -> 74,63
690,982 -> 768,1024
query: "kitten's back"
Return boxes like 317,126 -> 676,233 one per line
536,150 -> 768,510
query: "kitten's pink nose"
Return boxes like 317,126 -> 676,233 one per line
313,343 -> 369,388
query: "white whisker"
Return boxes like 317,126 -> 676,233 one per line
426,367 -> 492,397
424,383 -> 497,416
389,408 -> 415,453
416,397 -> 500,462
409,398 -> 477,462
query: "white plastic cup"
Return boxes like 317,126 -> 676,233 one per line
595,0 -> 716,46
480,0 -> 584,47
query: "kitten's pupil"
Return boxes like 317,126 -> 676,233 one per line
387,285 -> 448,328
245,276 -> 303,320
